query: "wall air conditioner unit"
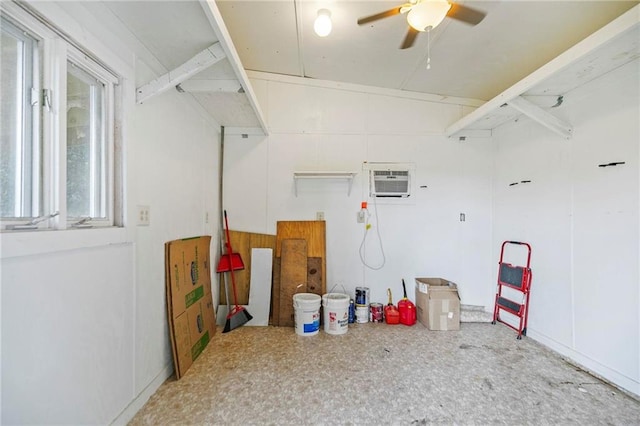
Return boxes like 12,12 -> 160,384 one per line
370,169 -> 411,198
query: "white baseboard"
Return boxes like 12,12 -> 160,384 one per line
110,363 -> 174,425
527,328 -> 639,398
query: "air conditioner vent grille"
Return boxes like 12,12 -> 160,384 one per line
370,168 -> 411,198
375,180 -> 408,193
373,170 -> 409,178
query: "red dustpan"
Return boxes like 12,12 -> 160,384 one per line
216,251 -> 244,273
216,213 -> 245,273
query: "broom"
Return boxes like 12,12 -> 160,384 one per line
222,210 -> 253,333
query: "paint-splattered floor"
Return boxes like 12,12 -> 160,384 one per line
129,322 -> 639,425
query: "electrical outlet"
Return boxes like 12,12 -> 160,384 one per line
460,213 -> 466,222
316,211 -> 325,221
137,205 -> 150,226
357,210 -> 365,223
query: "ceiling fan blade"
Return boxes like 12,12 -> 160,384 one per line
447,3 -> 486,26
357,7 -> 403,25
400,26 -> 419,49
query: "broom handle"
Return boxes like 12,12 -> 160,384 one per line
224,211 -> 241,309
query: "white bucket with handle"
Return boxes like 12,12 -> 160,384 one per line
322,292 -> 350,335
293,293 -> 321,336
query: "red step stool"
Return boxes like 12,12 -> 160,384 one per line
492,241 -> 532,339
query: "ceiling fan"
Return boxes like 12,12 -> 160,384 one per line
357,0 -> 486,49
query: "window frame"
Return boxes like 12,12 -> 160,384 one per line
0,4 -> 121,231
1,15 -> 42,220
64,46 -> 117,227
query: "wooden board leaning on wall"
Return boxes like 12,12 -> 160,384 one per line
272,221 -> 326,326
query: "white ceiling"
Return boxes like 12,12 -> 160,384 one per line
96,0 -> 638,130
216,0 -> 637,101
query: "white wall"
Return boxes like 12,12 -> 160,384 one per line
128,85 -> 220,417
225,75 -> 496,311
228,59 -> 640,397
492,59 -> 639,395
0,2 -> 220,424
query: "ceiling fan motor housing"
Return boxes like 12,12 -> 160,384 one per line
407,0 -> 452,31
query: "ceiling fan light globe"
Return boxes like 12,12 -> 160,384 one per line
407,0 -> 451,31
314,9 -> 332,37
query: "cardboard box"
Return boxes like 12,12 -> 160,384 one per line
415,278 -> 460,331
165,236 -> 216,379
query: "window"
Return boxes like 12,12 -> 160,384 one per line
0,17 -> 40,219
66,56 -> 114,222
0,6 -> 120,231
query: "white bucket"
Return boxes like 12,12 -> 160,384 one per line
356,305 -> 369,323
293,293 -> 321,336
322,293 -> 350,335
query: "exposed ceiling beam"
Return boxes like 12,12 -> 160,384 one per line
199,0 -> 269,136
136,42 -> 226,104
445,5 -> 639,138
177,79 -> 242,93
507,96 -> 573,139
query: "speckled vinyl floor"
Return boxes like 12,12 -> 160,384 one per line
129,322 -> 640,425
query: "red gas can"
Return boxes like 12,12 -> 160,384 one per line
384,288 -> 400,325
398,279 -> 416,326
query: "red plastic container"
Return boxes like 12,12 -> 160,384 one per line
385,289 -> 400,325
398,279 -> 416,326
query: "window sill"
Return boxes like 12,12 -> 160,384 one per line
0,226 -> 131,259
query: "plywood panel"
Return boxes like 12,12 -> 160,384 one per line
307,257 -> 322,297
271,256 -> 322,325
276,221 -> 325,257
271,257 -> 281,326
276,221 -> 326,295
279,239 -> 307,327
218,231 -> 276,305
